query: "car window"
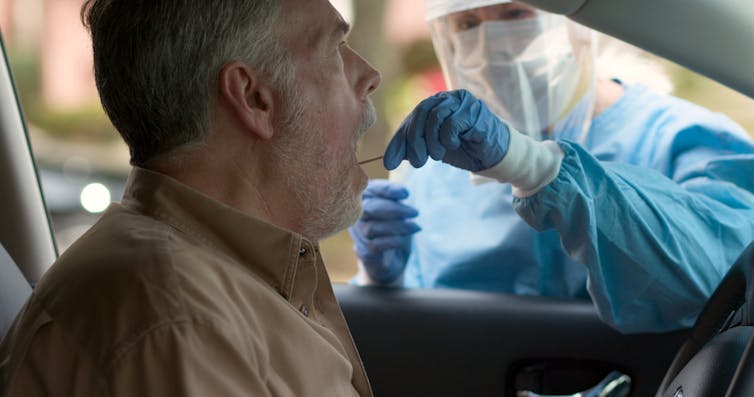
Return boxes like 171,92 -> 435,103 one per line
1,0 -> 752,283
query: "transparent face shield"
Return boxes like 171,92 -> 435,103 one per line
429,10 -> 596,141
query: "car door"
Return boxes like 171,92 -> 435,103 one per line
336,284 -> 688,396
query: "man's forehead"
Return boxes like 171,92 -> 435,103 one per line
280,0 -> 347,51
310,3 -> 351,47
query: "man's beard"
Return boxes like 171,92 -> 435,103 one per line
274,99 -> 377,241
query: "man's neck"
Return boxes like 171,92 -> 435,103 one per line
144,145 -> 281,231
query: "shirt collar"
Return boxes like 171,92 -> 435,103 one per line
120,166 -> 314,300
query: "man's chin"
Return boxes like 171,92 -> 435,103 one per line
317,201 -> 362,241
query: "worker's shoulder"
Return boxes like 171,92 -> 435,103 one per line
629,84 -> 741,130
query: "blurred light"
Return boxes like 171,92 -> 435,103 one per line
80,183 -> 111,213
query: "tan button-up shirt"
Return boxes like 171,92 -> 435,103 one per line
0,167 -> 371,396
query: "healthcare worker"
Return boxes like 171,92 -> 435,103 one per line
350,0 -> 754,334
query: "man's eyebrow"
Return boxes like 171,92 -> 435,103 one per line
310,19 -> 350,49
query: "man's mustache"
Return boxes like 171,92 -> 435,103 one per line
358,100 -> 377,139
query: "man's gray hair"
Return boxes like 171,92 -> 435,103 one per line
81,0 -> 295,165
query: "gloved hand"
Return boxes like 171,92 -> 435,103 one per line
383,89 -> 511,172
349,179 -> 421,285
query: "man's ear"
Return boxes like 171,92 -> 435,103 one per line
218,61 -> 275,140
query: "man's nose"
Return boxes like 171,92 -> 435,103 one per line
363,63 -> 381,97
355,53 -> 381,100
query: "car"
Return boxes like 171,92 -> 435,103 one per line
336,0 -> 754,396
1,0 -> 753,396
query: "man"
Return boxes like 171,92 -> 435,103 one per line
350,0 -> 754,334
0,0 -> 380,395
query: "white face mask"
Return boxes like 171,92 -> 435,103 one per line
434,14 -> 595,140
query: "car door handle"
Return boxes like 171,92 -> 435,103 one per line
516,370 -> 631,397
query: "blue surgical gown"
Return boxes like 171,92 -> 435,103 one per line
397,83 -> 754,333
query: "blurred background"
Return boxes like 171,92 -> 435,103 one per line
2,0 -> 753,282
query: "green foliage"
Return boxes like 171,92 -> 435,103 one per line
29,104 -> 118,143
6,48 -> 40,105
665,63 -> 703,99
401,38 -> 439,75
6,47 -> 117,142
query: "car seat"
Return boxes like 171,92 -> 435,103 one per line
0,244 -> 32,340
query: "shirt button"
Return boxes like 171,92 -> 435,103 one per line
299,304 -> 310,317
299,247 -> 307,257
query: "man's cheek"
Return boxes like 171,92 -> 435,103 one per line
322,120 -> 353,147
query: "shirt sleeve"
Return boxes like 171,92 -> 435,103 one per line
514,140 -> 754,334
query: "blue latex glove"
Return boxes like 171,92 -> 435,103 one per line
349,179 -> 421,285
384,89 -> 511,171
